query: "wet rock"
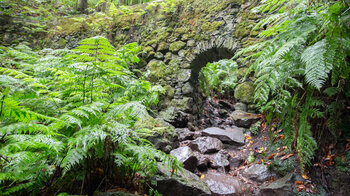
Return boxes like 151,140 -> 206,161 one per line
160,107 -> 189,128
176,128 -> 194,141
154,52 -> 164,59
231,110 -> 260,128
155,163 -> 211,196
234,102 -> 247,112
190,137 -> 223,154
194,151 -> 209,170
177,69 -> 191,82
242,164 -> 275,182
93,192 -> 138,196
259,173 -> 293,196
208,150 -> 230,170
202,172 -> 250,196
182,82 -> 193,95
170,146 -> 197,172
169,41 -> 186,52
218,100 -> 233,110
202,127 -> 245,145
229,154 -> 244,168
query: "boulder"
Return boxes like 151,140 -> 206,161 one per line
208,150 -> 230,170
234,102 -> 247,112
133,115 -> 178,153
229,154 -> 245,168
155,164 -> 211,196
170,146 -> 197,172
190,137 -> 223,154
194,151 -> 210,170
176,128 -> 194,141
234,82 -> 255,103
202,127 -> 245,145
231,110 -> 260,128
242,164 -> 275,182
202,172 -> 251,196
259,173 -> 294,196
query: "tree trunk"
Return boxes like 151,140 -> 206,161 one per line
78,0 -> 88,14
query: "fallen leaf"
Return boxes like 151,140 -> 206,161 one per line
302,174 -> 309,180
297,185 -> 306,192
280,153 -> 294,160
268,153 -> 277,160
200,175 -> 205,179
245,135 -> 252,140
295,181 -> 304,185
249,140 -> 253,144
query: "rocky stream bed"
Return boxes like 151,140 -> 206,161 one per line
152,98 -> 296,196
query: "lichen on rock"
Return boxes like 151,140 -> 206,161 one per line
234,82 -> 255,103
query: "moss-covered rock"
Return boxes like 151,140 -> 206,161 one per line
147,60 -> 167,80
144,46 -> 154,53
169,41 -> 186,52
201,21 -> 224,33
234,21 -> 256,38
133,115 -> 178,153
170,97 -> 192,111
234,82 -> 255,103
157,41 -> 169,52
236,67 -> 248,80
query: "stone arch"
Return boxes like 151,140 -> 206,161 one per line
184,37 -> 240,116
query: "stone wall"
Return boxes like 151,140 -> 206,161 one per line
1,0 -> 263,127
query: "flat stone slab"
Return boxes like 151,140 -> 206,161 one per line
231,110 -> 260,128
202,127 -> 245,145
190,136 -> 223,154
202,172 -> 250,196
155,164 -> 211,196
242,164 -> 276,182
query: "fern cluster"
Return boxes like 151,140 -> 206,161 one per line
235,0 -> 350,171
0,37 -> 177,195
199,59 -> 238,97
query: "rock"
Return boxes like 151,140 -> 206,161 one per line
234,102 -> 247,112
190,137 -> 223,154
182,82 -> 193,95
194,151 -> 209,170
231,110 -> 260,128
176,128 -> 194,141
202,172 -> 250,196
159,107 -> 189,128
133,115 -> 178,153
170,146 -> 197,172
242,164 -> 275,182
93,192 -> 138,196
147,60 -> 166,80
202,127 -> 245,145
208,150 -> 230,170
259,173 -> 294,196
157,42 -> 169,52
154,52 -> 164,60
169,41 -> 186,52
218,100 -> 233,110
234,82 -> 255,103
187,39 -> 195,47
177,69 -> 191,82
229,154 -> 244,168
155,164 -> 211,196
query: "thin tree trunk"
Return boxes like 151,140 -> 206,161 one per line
78,0 -> 88,14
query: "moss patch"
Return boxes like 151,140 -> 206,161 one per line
201,21 -> 224,33
234,82 -> 255,103
234,21 -> 256,38
169,41 -> 186,52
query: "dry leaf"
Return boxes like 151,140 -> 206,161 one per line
302,174 -> 309,180
295,181 -> 304,185
268,153 -> 277,160
297,185 -> 306,192
200,175 -> 205,179
280,153 -> 294,160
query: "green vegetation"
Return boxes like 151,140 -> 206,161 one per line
235,0 -> 350,171
0,37 -> 179,195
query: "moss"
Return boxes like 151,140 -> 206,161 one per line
146,29 -> 170,46
147,60 -> 167,80
170,97 -> 192,111
234,82 -> 255,103
144,46 -> 154,53
201,21 -> 224,33
164,85 -> 175,97
174,27 -> 188,34
241,37 -> 263,48
157,42 -> 169,52
169,41 -> 186,52
234,21 -> 256,38
236,68 -> 248,80
181,34 -> 189,41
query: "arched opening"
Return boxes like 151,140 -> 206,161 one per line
188,47 -> 236,128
